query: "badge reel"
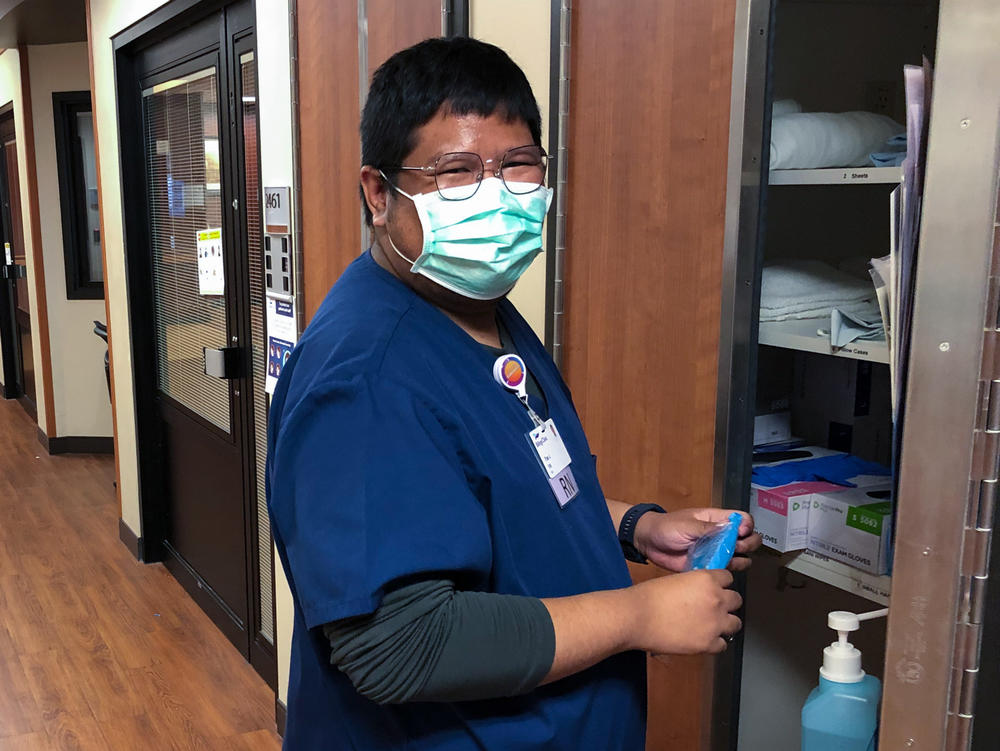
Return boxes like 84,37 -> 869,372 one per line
493,355 -> 579,507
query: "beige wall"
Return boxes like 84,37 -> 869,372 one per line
470,0 -> 552,339
255,0 -> 296,706
89,0 -> 174,536
29,42 -> 112,438
0,48 -> 51,433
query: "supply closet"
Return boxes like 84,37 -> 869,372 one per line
712,0 -> 1000,748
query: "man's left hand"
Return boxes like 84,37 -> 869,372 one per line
634,508 -> 762,573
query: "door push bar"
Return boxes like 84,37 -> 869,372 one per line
203,346 -> 242,379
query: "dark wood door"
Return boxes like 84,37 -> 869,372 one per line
297,0 -> 442,320
127,2 -> 271,681
562,2 -> 737,749
0,114 -> 34,411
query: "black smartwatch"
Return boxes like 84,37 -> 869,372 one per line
618,503 -> 667,564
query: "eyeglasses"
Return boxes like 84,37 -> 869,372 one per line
387,144 -> 548,201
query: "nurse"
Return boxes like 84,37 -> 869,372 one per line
267,36 -> 761,750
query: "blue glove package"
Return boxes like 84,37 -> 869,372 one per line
686,512 -> 743,571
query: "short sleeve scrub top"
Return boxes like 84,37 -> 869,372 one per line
267,251 -> 646,750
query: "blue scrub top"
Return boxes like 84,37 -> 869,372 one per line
267,252 -> 646,750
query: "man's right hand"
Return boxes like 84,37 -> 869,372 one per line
540,569 -> 743,685
627,569 -> 743,656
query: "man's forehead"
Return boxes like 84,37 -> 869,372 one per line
406,109 -> 532,162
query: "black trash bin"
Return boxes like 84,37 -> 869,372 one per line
93,320 -> 110,401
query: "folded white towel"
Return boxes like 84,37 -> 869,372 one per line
760,260 -> 878,322
763,298 -> 880,322
770,111 -> 904,170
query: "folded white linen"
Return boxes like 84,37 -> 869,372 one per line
763,298 -> 880,322
760,260 -> 878,322
770,111 -> 904,170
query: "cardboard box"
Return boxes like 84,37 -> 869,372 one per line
754,411 -> 792,446
750,445 -> 838,551
751,480 -> 845,552
807,484 -> 893,575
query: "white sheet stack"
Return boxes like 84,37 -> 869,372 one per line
770,108 -> 904,170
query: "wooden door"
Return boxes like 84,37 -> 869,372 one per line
562,2 -> 737,748
367,0 -> 442,78
122,2 -> 272,682
297,0 -> 442,320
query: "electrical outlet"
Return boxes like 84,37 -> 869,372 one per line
865,81 -> 896,116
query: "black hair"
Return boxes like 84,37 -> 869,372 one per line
360,36 -> 542,224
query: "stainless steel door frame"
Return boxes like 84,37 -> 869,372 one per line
881,0 -> 1000,747
711,1 -> 773,748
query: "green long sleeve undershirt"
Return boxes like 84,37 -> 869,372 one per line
323,580 -> 556,705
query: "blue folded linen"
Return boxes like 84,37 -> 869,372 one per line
870,133 -> 907,166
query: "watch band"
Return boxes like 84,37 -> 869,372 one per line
618,503 -> 667,564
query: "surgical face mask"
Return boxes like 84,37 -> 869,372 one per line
383,176 -> 553,300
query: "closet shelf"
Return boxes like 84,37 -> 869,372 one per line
780,549 -> 891,606
758,318 -> 889,364
768,167 -> 903,186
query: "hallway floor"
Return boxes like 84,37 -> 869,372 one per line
0,398 -> 280,750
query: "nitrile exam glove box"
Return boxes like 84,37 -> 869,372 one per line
807,484 -> 893,575
750,447 -> 891,556
750,446 -> 841,552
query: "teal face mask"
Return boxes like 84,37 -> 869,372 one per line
385,177 -> 553,300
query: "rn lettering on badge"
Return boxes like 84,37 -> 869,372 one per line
529,419 -> 572,479
548,466 -> 579,508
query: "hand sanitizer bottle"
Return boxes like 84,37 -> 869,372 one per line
801,608 -> 888,751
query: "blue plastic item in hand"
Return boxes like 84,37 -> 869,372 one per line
686,513 -> 743,571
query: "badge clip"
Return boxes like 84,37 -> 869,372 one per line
493,354 -> 543,427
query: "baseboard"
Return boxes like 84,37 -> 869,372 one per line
276,698 -> 287,738
18,394 -> 36,420
118,518 -> 144,561
47,435 -> 114,455
37,429 -> 114,455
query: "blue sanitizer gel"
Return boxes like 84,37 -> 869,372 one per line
686,512 -> 742,570
802,676 -> 881,751
802,610 -> 886,751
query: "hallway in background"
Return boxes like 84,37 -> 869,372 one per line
0,397 -> 279,750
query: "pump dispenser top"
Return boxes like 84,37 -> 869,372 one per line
820,608 -> 888,683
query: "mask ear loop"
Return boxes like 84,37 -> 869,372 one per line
378,170 -> 419,269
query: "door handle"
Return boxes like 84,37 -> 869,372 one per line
2,264 -> 25,279
203,346 -> 242,379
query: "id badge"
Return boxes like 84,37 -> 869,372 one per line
528,419 -> 579,507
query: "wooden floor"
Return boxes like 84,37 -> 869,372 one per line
0,398 -> 280,750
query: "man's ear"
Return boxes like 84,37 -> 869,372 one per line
360,166 -> 390,227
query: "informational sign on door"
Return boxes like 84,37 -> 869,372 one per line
4,242 -> 12,265
265,297 -> 298,394
197,227 -> 224,295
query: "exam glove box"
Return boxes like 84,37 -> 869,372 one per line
750,446 -> 842,552
751,481 -> 836,552
806,484 -> 894,575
